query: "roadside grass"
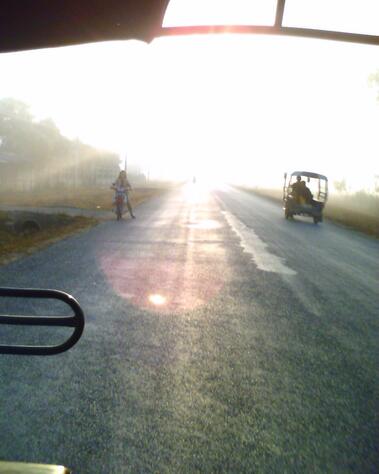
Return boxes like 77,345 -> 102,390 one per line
0,212 -> 97,265
239,187 -> 379,237
0,185 -> 166,265
0,185 -> 167,211
324,193 -> 379,237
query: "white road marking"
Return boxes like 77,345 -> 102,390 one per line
223,211 -> 297,276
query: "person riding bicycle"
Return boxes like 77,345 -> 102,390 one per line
111,170 -> 136,218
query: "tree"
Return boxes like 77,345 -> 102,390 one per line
0,98 -> 68,161
374,175 -> 379,194
369,71 -> 379,100
0,98 -> 45,159
0,97 -> 120,190
333,179 -> 347,193
0,97 -> 33,121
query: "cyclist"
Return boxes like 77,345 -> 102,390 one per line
111,171 -> 136,218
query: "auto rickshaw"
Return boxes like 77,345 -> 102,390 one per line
283,171 -> 328,224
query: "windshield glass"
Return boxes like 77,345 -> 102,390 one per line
1,19 -> 378,474
1,37 -> 377,188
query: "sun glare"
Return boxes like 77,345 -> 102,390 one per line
1,2 -> 378,190
148,294 -> 167,306
163,0 -> 277,27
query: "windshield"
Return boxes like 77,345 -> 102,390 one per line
1,10 -> 379,474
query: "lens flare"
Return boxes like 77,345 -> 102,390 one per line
148,294 -> 167,306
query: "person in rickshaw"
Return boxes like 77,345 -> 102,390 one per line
291,176 -> 302,203
291,176 -> 313,205
300,181 -> 313,204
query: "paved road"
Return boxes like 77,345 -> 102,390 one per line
0,184 -> 378,473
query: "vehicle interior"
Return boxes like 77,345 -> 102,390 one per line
1,1 -> 379,473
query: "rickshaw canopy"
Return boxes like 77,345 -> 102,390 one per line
290,171 -> 328,181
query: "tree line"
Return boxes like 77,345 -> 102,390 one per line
0,98 -> 120,191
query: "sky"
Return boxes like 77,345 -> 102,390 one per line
0,0 -> 378,190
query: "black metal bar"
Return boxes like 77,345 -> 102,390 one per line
275,0 -> 286,27
0,315 -> 77,327
158,25 -> 379,46
0,288 -> 84,356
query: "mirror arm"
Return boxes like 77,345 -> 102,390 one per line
0,288 -> 84,356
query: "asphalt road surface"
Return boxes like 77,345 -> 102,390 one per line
0,184 -> 378,473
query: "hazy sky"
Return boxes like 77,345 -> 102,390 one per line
164,0 -> 379,35
1,0 -> 378,189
